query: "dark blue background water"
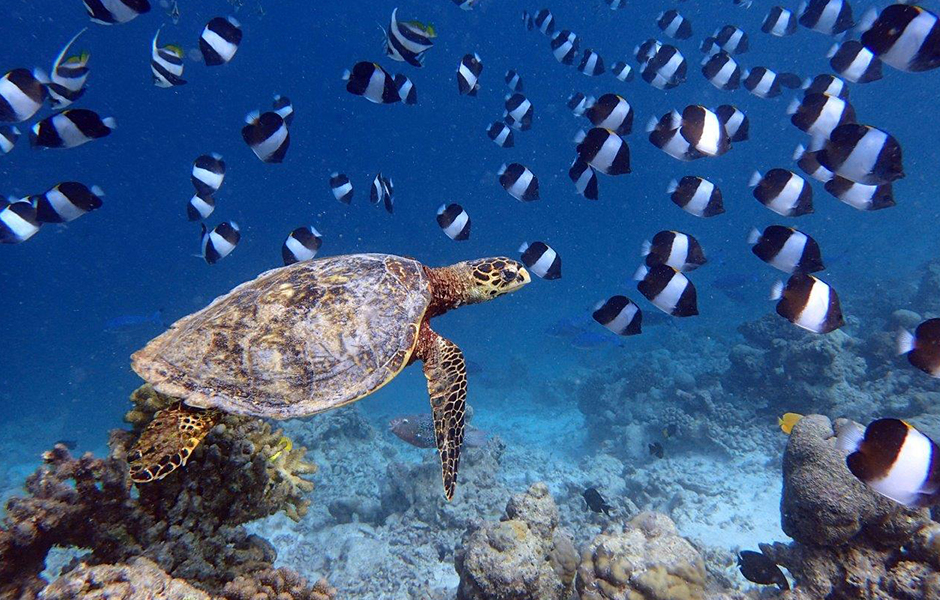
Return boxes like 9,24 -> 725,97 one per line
1,0 -> 938,451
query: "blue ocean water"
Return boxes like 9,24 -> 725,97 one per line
2,0 -> 940,591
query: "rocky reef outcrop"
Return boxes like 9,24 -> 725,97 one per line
0,385 -> 322,600
455,482 -> 577,600
760,414 -> 940,599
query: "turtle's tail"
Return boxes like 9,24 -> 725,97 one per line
128,403 -> 220,483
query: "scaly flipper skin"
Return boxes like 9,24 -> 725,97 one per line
128,403 -> 220,482
418,322 -> 467,501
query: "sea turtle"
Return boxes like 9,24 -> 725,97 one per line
128,253 -> 530,500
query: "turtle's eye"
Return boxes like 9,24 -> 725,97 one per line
499,267 -> 517,283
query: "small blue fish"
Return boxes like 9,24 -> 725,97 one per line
105,310 -> 166,330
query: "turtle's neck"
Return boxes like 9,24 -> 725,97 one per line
425,265 -> 472,317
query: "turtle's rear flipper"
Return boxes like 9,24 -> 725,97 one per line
128,402 -> 220,483
420,326 -> 467,501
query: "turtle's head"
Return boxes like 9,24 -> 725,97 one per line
427,257 -> 530,314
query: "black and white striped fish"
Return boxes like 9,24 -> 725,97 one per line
793,144 -> 834,182
667,177 -> 724,217
798,0 -> 854,35
802,74 -> 850,99
567,92 -> 595,117
679,105 -> 730,157
750,169 -> 814,216
31,182 -> 103,223
282,226 -> 322,265
593,296 -> 642,335
634,264 -> 698,317
498,163 -> 539,201
487,121 -> 514,147
82,0 -> 150,25
0,198 -> 41,244
393,73 -> 417,105
817,124 -> 904,185
771,273 -> 843,333
242,110 -> 289,163
330,172 -> 353,204
748,225 -> 824,274
505,69 -> 523,91
568,159 -> 599,200
657,10 -> 693,39
578,49 -> 605,76
192,153 -> 225,197
635,39 -> 663,63
861,4 -> 940,73
836,418 -> 940,507
0,69 -> 47,123
343,62 -> 400,104
611,62 -> 634,82
457,53 -> 483,96
642,231 -> 706,272
703,25 -> 749,54
187,193 -> 215,221
31,109 -> 115,149
436,204 -> 471,241
824,176 -> 895,211
647,111 -> 700,161
788,93 -> 855,138
742,67 -> 802,98
385,8 -> 434,67
762,6 -> 798,36
201,221 -> 240,265
640,45 -> 687,89
0,125 -> 19,154
522,11 -> 534,30
200,17 -> 242,66
370,173 -> 394,214
550,31 -> 580,65
828,41 -> 882,83
702,51 -> 741,90
519,241 -> 561,279
504,93 -> 533,131
272,95 -> 294,125
574,128 -> 631,175
151,27 -> 186,87
535,9 -> 555,35
585,94 -> 632,136
45,30 -> 90,106
717,104 -> 749,142
606,0 -> 627,9
898,319 -> 940,379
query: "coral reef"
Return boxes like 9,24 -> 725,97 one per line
576,511 -> 708,600
39,558 -> 211,600
760,414 -> 939,599
455,482 -> 576,600
0,385 -> 320,598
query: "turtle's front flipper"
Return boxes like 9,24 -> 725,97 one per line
128,402 -> 220,483
418,324 -> 467,501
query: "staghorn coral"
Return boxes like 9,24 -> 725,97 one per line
575,511 -> 707,600
39,557 -> 211,600
0,384 -> 319,598
455,482 -> 575,600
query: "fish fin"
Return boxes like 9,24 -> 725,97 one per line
897,328 -> 915,355
645,115 -> 660,133
770,280 -> 784,301
786,98 -> 801,115
801,77 -> 811,90
748,171 -> 763,187
633,264 -> 649,281
856,6 -> 878,34
793,144 -> 806,160
835,420 -> 865,452
91,185 -> 105,197
826,43 -> 841,59
497,163 -> 507,176
573,129 -> 587,143
747,228 -> 761,245
666,179 -> 678,194
102,117 -> 117,129
32,68 -> 50,85
518,242 -> 530,253
244,110 -> 260,124
641,240 -> 652,256
807,134 -> 827,152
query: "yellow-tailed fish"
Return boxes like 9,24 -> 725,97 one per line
778,412 -> 803,435
268,436 -> 293,461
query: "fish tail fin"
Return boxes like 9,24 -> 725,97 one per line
341,69 -> 351,81
747,227 -> 762,245
518,242 -> 530,253
793,144 -> 807,161
641,240 -> 652,256
666,179 -> 678,194
91,185 -> 105,197
786,98 -> 801,115
573,129 -> 587,143
632,264 -> 649,281
770,280 -> 784,301
835,420 -> 865,453
102,117 -> 117,129
897,328 -> 915,355
748,171 -> 763,187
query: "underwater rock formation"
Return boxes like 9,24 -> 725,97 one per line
761,414 -> 939,599
0,385 -> 320,598
455,482 -> 577,600
575,511 -> 708,600
39,558 -> 211,600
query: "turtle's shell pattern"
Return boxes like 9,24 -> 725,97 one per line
131,254 -> 431,418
